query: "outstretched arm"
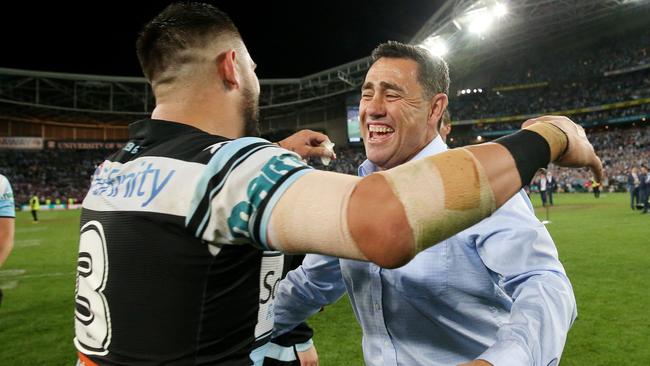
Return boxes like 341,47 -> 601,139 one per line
268,116 -> 601,268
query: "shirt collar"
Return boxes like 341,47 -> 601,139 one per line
358,134 -> 448,177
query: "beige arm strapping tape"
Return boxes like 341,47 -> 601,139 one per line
268,170 -> 367,260
376,148 -> 496,254
268,148 -> 496,263
524,122 -> 569,161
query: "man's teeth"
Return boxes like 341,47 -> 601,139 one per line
369,125 -> 395,133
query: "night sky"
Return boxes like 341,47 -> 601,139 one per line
1,1 -> 443,79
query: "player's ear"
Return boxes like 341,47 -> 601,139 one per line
217,49 -> 240,90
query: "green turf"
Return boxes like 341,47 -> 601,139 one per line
0,210 -> 79,365
0,193 -> 648,365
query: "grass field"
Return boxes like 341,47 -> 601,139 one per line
0,192 -> 648,365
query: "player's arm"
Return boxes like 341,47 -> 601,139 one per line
0,218 -> 15,266
268,116 -> 602,268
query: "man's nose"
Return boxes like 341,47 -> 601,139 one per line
366,95 -> 386,118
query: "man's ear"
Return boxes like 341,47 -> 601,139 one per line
427,93 -> 448,129
217,49 -> 240,90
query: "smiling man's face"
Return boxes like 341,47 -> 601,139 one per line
360,57 -> 436,170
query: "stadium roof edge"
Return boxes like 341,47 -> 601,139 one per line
0,67 -> 147,83
0,67 -> 339,86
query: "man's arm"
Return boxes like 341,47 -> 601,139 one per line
273,255 -> 347,338
0,218 -> 15,266
467,192 -> 576,365
267,117 -> 602,268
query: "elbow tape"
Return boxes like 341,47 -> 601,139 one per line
377,148 -> 496,253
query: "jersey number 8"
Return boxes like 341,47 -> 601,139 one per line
74,221 -> 112,356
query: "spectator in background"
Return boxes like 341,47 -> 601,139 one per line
628,167 -> 641,209
29,195 -> 39,223
640,165 -> 649,213
539,169 -> 550,206
546,171 -> 557,205
0,174 -> 16,306
591,177 -> 601,198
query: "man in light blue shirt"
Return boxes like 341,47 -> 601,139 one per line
272,41 -> 576,366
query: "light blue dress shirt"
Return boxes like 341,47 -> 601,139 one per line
273,135 -> 577,366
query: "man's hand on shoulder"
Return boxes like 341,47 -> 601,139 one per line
277,130 -> 336,161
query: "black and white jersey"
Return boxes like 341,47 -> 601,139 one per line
74,119 -> 313,365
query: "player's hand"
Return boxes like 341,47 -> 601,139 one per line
458,359 -> 493,366
278,130 -> 336,160
296,344 -> 319,366
522,115 -> 603,182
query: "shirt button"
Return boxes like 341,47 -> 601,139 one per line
375,303 -> 381,311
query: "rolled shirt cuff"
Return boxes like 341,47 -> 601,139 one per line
477,340 -> 532,366
294,338 -> 314,353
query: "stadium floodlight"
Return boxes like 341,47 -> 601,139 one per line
467,7 -> 494,35
477,135 -> 483,141
473,89 -> 478,93
466,89 -> 472,93
493,3 -> 508,18
460,90 -> 466,95
420,36 -> 449,57
478,88 -> 483,93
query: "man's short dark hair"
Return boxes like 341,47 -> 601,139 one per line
136,2 -> 241,82
371,41 -> 450,98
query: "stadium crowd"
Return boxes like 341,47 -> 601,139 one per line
449,27 -> 650,122
545,126 -> 650,193
451,70 -> 650,121
0,149 -> 110,206
474,27 -> 649,88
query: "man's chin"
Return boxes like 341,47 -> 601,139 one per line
365,152 -> 392,170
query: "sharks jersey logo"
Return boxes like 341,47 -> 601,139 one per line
228,154 -> 306,242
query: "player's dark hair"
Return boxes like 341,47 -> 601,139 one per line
371,41 -> 450,98
136,2 -> 241,83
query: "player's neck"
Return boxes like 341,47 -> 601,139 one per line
151,94 -> 244,139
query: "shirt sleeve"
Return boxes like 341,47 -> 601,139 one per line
0,176 -> 16,218
185,137 -> 313,248
463,190 -> 577,366
273,254 -> 348,338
